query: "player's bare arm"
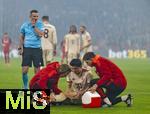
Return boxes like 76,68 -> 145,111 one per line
67,81 -> 72,89
18,34 -> 24,55
81,40 -> 92,51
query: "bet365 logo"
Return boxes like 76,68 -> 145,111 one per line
108,49 -> 147,59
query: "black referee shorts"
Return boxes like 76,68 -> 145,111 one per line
22,47 -> 44,67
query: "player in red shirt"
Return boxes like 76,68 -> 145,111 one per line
83,52 -> 132,107
1,32 -> 11,64
30,62 -> 71,102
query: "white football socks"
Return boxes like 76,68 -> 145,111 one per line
121,95 -> 128,101
103,97 -> 112,105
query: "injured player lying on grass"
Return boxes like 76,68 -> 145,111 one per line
64,59 -> 93,104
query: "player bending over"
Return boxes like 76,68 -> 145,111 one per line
29,62 -> 71,103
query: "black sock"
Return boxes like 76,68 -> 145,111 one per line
112,97 -> 122,105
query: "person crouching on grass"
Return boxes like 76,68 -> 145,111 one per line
83,52 -> 133,107
29,62 -> 71,103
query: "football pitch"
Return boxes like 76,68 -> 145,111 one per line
0,58 -> 150,114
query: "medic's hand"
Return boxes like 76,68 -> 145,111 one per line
88,84 -> 98,93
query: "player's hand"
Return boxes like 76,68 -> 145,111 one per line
64,52 -> 68,59
18,46 -> 23,55
2,43 -> 6,47
50,93 -> 56,102
80,47 -> 83,51
31,18 -> 37,26
73,92 -> 80,99
77,53 -> 80,58
88,84 -> 98,93
65,52 -> 68,57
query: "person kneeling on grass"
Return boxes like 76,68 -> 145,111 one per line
64,59 -> 93,104
29,62 -> 71,103
83,52 -> 133,107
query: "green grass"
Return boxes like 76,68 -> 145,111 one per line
0,58 -> 150,114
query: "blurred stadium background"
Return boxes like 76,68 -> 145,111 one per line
0,0 -> 150,114
0,0 -> 150,58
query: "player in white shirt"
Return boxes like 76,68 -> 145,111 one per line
80,25 -> 93,70
80,25 -> 92,58
64,25 -> 80,64
41,16 -> 57,65
65,59 -> 93,100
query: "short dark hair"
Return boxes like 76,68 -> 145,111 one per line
42,16 -> 49,21
70,59 -> 82,67
83,52 -> 95,61
80,25 -> 86,29
30,10 -> 38,15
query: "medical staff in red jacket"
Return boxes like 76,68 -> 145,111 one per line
30,62 -> 71,102
83,52 -> 132,107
